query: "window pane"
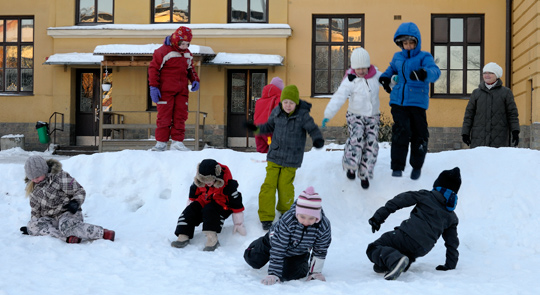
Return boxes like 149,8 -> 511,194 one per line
450,46 -> 463,69
434,46 -> 447,70
331,18 -> 344,42
331,46 -> 344,70
450,18 -> 463,42
79,0 -> 95,23
331,70 -> 342,93
0,20 -> 3,42
154,0 -> 170,22
315,46 -> 328,69
250,0 -> 266,22
449,70 -> 463,94
231,72 -> 246,113
21,46 -> 33,68
6,69 -> 17,91
467,70 -> 480,93
252,72 -> 265,100
173,0 -> 189,22
315,70 -> 328,93
231,0 -> 247,22
434,70 -> 447,93
21,19 -> 33,42
98,0 -> 113,22
6,46 -> 17,68
6,20 -> 18,42
433,17 -> 448,43
316,19 -> 329,42
467,17 -> 482,43
21,69 -> 33,91
348,18 -> 362,42
0,69 -> 3,91
467,46 -> 480,69
0,47 -> 3,67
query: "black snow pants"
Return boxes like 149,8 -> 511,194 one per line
390,104 -> 429,171
174,200 -> 232,238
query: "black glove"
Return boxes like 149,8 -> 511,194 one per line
379,77 -> 392,94
222,179 -> 239,196
244,121 -> 258,132
348,74 -> 357,82
368,217 -> 381,233
462,134 -> 471,146
409,69 -> 427,81
313,138 -> 324,149
64,200 -> 79,214
512,130 -> 519,147
20,226 -> 29,235
436,264 -> 453,271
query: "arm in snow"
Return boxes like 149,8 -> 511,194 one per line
441,223 -> 459,269
268,222 -> 292,279
312,218 -> 332,259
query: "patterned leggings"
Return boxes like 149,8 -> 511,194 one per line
343,112 -> 380,180
27,211 -> 104,241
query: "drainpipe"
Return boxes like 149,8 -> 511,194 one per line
506,0 -> 512,88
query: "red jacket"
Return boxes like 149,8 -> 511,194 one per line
148,45 -> 199,94
188,163 -> 244,213
254,84 -> 282,125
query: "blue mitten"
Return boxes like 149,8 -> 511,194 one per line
321,118 -> 329,128
191,81 -> 200,92
150,86 -> 161,103
164,35 -> 171,46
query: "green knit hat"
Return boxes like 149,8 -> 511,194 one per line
281,85 -> 300,105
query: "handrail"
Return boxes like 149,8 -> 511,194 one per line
48,112 -> 64,145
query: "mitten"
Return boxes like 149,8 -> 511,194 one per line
306,273 -> 326,281
20,226 -> 29,235
379,76 -> 392,94
163,35 -> 171,46
321,118 -> 329,128
512,130 -> 519,147
436,264 -> 453,271
368,217 -> 381,233
307,256 -> 326,281
462,134 -> 471,146
150,86 -> 161,103
232,212 -> 247,236
313,138 -> 325,149
409,69 -> 427,81
64,200 -> 79,214
261,275 -> 280,285
244,122 -> 259,132
191,81 -> 200,92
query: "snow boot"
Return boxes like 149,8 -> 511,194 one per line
202,231 -> 219,251
171,234 -> 190,248
410,168 -> 421,180
384,256 -> 409,280
346,170 -> 356,180
261,221 -> 273,231
373,264 -> 387,274
103,229 -> 115,241
20,226 -> 29,235
170,140 -> 191,151
150,141 -> 167,151
391,170 -> 402,177
66,236 -> 81,244
361,178 -> 370,189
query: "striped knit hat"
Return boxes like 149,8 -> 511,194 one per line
296,186 -> 322,221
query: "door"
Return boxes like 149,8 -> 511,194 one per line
227,69 -> 267,148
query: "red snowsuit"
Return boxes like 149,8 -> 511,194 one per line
253,84 -> 282,153
148,45 -> 199,142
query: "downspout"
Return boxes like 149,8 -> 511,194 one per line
506,0 -> 512,88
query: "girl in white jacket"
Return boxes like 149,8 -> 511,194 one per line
322,47 -> 382,189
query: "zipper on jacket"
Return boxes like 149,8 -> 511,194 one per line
401,60 -> 407,105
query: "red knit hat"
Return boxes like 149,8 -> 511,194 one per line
296,186 -> 322,221
170,26 -> 193,51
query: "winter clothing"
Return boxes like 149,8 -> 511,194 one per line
462,78 -> 520,148
483,62 -> 503,78
258,162 -> 297,222
433,167 -> 462,193
174,160 -> 244,246
244,200 -> 332,282
281,85 -> 300,105
24,155 -> 49,180
202,230 -> 219,251
295,186 -> 322,221
380,22 -> 440,174
148,26 -> 199,144
254,78 -> 283,153
366,168 -> 461,278
350,47 -> 371,69
24,157 -> 111,242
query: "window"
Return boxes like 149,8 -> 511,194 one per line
228,0 -> 267,23
76,0 -> 114,24
312,15 -> 364,96
152,0 -> 190,23
432,15 -> 484,97
0,17 -> 34,94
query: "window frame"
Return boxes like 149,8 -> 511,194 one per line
228,0 -> 268,23
431,14 -> 485,99
0,16 -> 34,95
311,14 -> 365,97
151,0 -> 190,24
76,0 -> 115,25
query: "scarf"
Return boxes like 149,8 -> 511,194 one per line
433,187 -> 458,211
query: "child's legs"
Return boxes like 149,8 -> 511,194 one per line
201,201 -> 231,234
58,211 -> 104,240
276,166 -> 297,215
174,201 -> 203,239
258,162 -> 280,222
342,112 -> 364,171
282,252 -> 310,281
27,216 -> 63,239
358,115 -> 380,179
255,134 -> 270,153
366,230 -> 409,270
244,233 -> 271,269
170,94 -> 189,142
408,107 -> 429,170
155,91 -> 176,142
390,105 -> 411,171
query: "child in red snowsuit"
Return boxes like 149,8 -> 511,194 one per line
253,77 -> 284,153
148,26 -> 200,151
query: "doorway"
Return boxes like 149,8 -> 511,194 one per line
227,69 -> 267,148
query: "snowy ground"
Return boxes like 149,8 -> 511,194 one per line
0,144 -> 539,295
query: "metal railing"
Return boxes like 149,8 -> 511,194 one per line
48,112 -> 64,145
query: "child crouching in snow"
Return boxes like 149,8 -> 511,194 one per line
366,167 -> 461,280
21,155 -> 115,243
172,159 -> 246,251
244,186 -> 331,285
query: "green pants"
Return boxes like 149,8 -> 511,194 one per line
258,161 -> 297,222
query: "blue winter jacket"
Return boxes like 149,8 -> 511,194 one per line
381,22 -> 441,110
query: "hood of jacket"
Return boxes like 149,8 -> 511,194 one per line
394,22 -> 422,58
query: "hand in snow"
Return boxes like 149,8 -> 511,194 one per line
436,264 -> 453,271
368,217 -> 381,233
261,275 -> 280,285
306,273 -> 326,281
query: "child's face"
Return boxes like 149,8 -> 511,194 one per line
402,40 -> 416,50
32,175 -> 46,184
179,41 -> 190,49
296,213 -> 317,226
483,72 -> 497,84
282,99 -> 297,114
354,68 -> 369,78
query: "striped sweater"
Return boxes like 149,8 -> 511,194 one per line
268,203 -> 332,279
